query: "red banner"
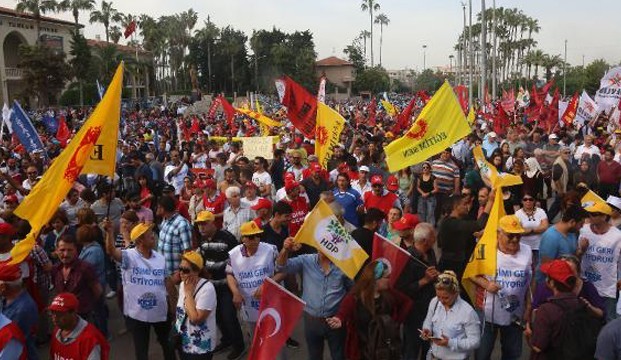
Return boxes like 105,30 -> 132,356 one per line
561,93 -> 579,126
248,278 -> 305,360
279,76 -> 317,138
501,89 -> 516,114
218,95 -> 236,129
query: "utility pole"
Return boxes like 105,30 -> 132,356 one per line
563,39 -> 567,97
468,0 -> 473,109
491,0 -> 497,100
423,44 -> 427,70
480,0 -> 487,102
461,2 -> 467,86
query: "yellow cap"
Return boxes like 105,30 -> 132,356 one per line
195,211 -> 215,223
498,215 -> 525,234
130,223 -> 153,241
584,202 -> 613,216
240,221 -> 263,236
182,251 -> 204,270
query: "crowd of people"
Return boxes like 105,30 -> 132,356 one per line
2,93 -> 621,360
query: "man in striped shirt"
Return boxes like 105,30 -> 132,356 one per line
431,148 -> 461,222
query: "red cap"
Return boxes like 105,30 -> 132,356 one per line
370,175 -> 384,185
540,259 -> 575,288
337,163 -> 350,173
4,195 -> 18,204
47,293 -> 79,312
0,223 -> 15,236
285,180 -> 299,192
386,175 -> 399,191
204,178 -> 216,189
310,162 -> 322,172
245,181 -> 258,189
0,263 -> 21,281
193,179 -> 205,189
251,198 -> 273,211
284,172 -> 296,181
392,214 -> 420,231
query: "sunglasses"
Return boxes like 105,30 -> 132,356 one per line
178,267 -> 192,274
522,197 -> 534,202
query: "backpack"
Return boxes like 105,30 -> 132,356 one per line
366,314 -> 402,360
549,298 -> 603,360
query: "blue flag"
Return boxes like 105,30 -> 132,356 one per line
42,113 -> 58,134
11,101 -> 47,155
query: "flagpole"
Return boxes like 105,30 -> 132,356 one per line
468,0 -> 473,109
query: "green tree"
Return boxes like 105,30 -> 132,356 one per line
374,13 -> 389,67
15,0 -> 59,44
360,0 -> 380,67
354,66 -> 389,93
69,32 -> 91,105
192,17 -> 220,93
57,0 -> 95,36
542,53 -> 563,81
343,39 -> 365,75
17,44 -> 71,106
109,25 -> 122,44
584,59 -> 609,94
358,30 -> 371,62
413,69 -> 444,92
89,0 -> 122,43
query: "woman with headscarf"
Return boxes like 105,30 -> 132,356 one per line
522,157 -> 545,203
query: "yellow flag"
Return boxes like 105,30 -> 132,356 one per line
10,64 -> 124,264
384,81 -> 471,172
255,98 -> 264,114
467,107 -> 476,126
381,99 -> 397,116
472,146 -> 523,188
295,199 -> 368,278
315,103 -> 345,169
236,107 -> 282,127
462,188 -> 505,303
581,189 -> 605,208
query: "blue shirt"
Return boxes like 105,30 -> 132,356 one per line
277,254 -> 352,317
482,137 -> 499,156
1,291 -> 39,360
333,188 -> 363,227
79,242 -> 106,287
537,226 -> 578,282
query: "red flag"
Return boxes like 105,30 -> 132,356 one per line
190,116 -> 200,133
248,278 -> 305,360
391,97 -> 416,134
416,90 -> 430,104
368,97 -> 377,127
207,97 -> 221,119
371,233 -> 411,287
218,95 -> 236,129
531,83 -> 541,108
124,20 -> 136,39
278,76 -> 317,138
501,89 -> 516,114
561,92 -> 579,126
56,115 -> 70,147
544,89 -> 560,133
494,103 -> 510,136
454,85 -> 469,114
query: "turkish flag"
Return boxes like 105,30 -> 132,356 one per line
279,76 -> 317,138
371,233 -> 411,287
56,115 -> 70,147
368,96 -> 377,127
124,20 -> 136,39
391,96 -> 416,135
248,278 -> 305,360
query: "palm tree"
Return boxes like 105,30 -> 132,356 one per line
528,49 -> 545,79
360,0 -> 380,67
374,13 -> 389,67
358,30 -> 371,63
542,54 -> 563,81
109,25 -> 121,44
15,0 -> 59,44
57,0 -> 95,35
195,17 -> 220,94
89,0 -> 122,43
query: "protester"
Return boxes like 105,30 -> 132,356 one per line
157,195 -> 193,276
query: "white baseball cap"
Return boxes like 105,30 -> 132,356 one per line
359,165 -> 370,173
488,131 -> 497,138
607,195 -> 621,212
549,134 -> 558,140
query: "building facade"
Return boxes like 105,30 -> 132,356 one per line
315,56 -> 355,97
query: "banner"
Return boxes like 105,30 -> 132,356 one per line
575,91 -> 598,126
42,113 -> 58,134
241,136 -> 274,160
10,63 -> 123,265
235,107 -> 282,127
248,278 -> 305,360
473,145 -> 523,188
315,103 -> 345,169
275,76 -> 317,138
11,101 -> 46,156
218,95 -> 236,128
384,81 -> 471,172
501,89 -> 516,114
595,66 -> 621,111
295,199 -> 369,278
317,76 -> 326,103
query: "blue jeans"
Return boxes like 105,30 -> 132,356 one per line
417,195 -> 436,226
303,313 -> 345,360
475,321 -> 522,360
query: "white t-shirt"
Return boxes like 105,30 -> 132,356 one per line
121,248 -> 168,322
482,243 -> 532,326
252,171 -> 272,188
191,153 -> 208,169
164,163 -> 189,195
580,224 -> 621,298
514,208 -> 548,250
175,279 -> 217,355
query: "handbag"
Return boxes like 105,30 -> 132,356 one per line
171,279 -> 208,349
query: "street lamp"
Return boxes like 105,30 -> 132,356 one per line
423,44 -> 427,70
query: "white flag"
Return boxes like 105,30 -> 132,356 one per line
317,76 -> 326,104
595,66 -> 621,112
575,91 -> 599,126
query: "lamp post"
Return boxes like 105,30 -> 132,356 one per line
449,55 -> 454,84
563,39 -> 567,97
423,44 -> 427,70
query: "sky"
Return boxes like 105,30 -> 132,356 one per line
2,0 -> 620,71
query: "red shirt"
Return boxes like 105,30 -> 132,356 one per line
284,196 -> 309,237
50,321 -> 110,360
203,193 -> 226,229
597,160 -> 621,185
363,191 -> 399,216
